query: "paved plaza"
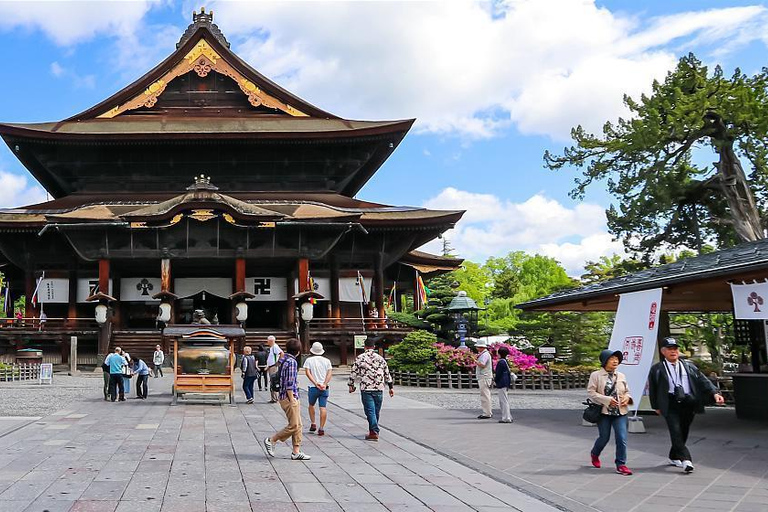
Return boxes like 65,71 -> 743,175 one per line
1,373 -> 767,512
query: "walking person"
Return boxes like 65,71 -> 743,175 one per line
255,344 -> 268,391
241,346 -> 258,404
304,342 -> 332,436
266,335 -> 284,403
105,347 -> 127,402
101,358 -> 111,401
263,339 -> 310,461
133,358 -> 150,399
152,345 -> 164,378
649,337 -> 725,473
475,340 -> 493,419
495,346 -> 516,423
348,337 -> 394,441
588,349 -> 634,476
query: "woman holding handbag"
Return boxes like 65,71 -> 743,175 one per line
587,349 -> 633,476
494,346 -> 516,423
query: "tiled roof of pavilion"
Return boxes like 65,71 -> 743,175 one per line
517,238 -> 768,311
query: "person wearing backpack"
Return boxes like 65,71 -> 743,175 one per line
494,346 -> 516,423
264,339 -> 310,461
265,335 -> 284,403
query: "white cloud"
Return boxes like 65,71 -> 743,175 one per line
208,0 -> 768,140
421,187 -> 625,275
50,61 -> 65,77
0,1 -> 160,46
0,171 -> 48,209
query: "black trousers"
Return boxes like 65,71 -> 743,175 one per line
664,395 -> 697,461
108,374 -> 125,402
136,374 -> 149,398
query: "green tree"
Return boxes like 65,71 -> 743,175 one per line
580,255 -> 648,284
545,53 -> 768,256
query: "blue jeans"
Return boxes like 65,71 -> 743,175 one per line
243,376 -> 256,400
361,391 -> 383,434
591,414 -> 628,466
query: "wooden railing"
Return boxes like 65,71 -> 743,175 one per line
0,317 -> 99,331
391,370 -> 592,390
308,317 -> 411,331
0,363 -> 40,382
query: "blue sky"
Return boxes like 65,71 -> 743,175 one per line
1,0 -> 767,274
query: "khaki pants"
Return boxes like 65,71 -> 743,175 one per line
274,395 -> 303,449
479,378 -> 493,417
268,366 -> 279,401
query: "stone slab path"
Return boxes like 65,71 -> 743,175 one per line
0,374 -> 558,512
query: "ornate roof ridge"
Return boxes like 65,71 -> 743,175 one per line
177,7 -> 229,49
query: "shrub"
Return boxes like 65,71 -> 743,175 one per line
487,343 -> 543,371
434,343 -> 477,373
387,311 -> 430,330
387,330 -> 438,375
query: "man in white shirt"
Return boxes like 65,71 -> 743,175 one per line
303,342 -> 332,436
475,340 -> 493,419
152,345 -> 165,378
266,335 -> 284,403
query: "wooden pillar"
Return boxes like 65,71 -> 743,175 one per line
67,271 -> 77,327
97,259 -> 111,357
161,258 -> 172,293
235,258 -> 246,293
286,269 -> 296,331
374,255 -> 385,322
61,335 -> 70,364
298,258 -> 310,292
340,335 -> 348,366
330,256 -> 340,325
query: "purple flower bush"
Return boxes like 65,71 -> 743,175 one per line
433,342 -> 543,373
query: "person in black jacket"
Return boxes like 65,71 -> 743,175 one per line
648,337 -> 724,473
494,346 -> 516,423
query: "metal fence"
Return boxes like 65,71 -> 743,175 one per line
391,370 -> 592,390
0,363 -> 40,382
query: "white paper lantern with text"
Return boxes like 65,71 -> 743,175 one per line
235,302 -> 248,322
158,302 -> 172,323
95,304 -> 109,325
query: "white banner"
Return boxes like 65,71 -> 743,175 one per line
730,282 -> 768,319
120,278 -> 162,302
245,277 -> 288,301
607,288 -> 663,412
76,278 -> 113,303
293,277 -> 372,302
39,278 -> 69,303
174,278 -> 232,299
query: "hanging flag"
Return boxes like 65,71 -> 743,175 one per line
30,272 -> 44,307
416,274 -> 428,308
386,281 -> 397,311
3,286 -> 9,316
357,271 -> 368,304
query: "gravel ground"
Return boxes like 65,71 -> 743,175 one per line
397,387 -> 586,410
0,372 -> 104,417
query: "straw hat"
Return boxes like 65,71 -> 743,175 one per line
310,342 -> 325,355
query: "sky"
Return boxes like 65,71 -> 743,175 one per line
1,0 -> 768,275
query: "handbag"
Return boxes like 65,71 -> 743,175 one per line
582,399 -> 602,423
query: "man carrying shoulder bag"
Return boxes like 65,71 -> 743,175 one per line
648,337 -> 724,473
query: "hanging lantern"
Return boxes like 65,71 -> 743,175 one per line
300,302 -> 314,322
95,303 -> 109,325
235,301 -> 248,322
158,302 -> 172,323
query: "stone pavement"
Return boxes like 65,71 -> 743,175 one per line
366,384 -> 768,512
0,373 -> 559,512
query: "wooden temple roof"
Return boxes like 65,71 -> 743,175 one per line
399,249 -> 464,276
517,239 -> 768,312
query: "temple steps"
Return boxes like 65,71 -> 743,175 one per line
110,330 -> 163,364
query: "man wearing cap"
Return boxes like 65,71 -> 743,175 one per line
649,337 -> 725,473
303,342 -> 332,436
475,339 -> 493,419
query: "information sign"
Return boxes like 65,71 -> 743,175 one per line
353,335 -> 367,349
39,363 -> 53,385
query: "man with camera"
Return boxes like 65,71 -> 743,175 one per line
649,337 -> 725,473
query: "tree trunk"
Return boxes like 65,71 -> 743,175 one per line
716,141 -> 764,241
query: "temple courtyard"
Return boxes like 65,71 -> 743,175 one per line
0,374 -> 766,512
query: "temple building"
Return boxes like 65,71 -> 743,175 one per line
0,9 -> 463,365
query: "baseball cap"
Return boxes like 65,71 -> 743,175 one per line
660,337 -> 679,349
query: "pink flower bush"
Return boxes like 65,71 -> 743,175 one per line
432,342 -> 543,373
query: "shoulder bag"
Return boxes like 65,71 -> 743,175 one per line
582,399 -> 602,423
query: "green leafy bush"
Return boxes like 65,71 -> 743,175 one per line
387,330 -> 438,375
387,312 -> 430,330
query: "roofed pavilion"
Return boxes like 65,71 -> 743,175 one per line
0,9 -> 463,365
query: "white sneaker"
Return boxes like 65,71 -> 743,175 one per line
667,459 -> 683,468
291,451 -> 311,461
683,460 -> 694,473
263,437 -> 275,457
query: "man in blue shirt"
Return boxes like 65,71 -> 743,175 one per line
105,347 -> 127,402
133,359 -> 150,399
263,339 -> 310,461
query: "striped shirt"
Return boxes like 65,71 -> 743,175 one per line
278,354 -> 299,401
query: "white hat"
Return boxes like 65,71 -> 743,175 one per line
310,342 -> 325,355
474,339 -> 488,348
